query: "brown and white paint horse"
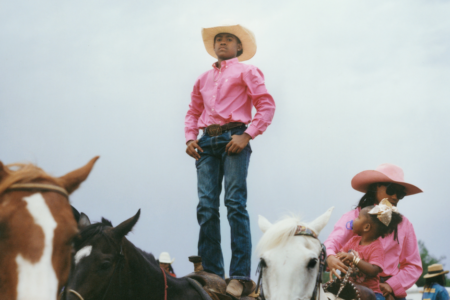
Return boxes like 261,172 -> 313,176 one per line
0,157 -> 99,300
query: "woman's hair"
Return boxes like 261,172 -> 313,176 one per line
424,274 -> 447,289
356,183 -> 379,209
365,205 -> 403,242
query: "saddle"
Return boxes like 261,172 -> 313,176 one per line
183,256 -> 260,300
323,279 -> 376,300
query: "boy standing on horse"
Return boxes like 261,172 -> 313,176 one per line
184,21 -> 275,298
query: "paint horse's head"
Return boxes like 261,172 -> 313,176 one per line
0,157 -> 99,300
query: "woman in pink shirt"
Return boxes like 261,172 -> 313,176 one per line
324,164 -> 423,300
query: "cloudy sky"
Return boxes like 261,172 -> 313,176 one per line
1,0 -> 450,279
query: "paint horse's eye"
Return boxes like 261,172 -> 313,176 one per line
307,258 -> 318,269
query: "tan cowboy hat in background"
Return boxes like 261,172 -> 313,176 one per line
424,264 -> 449,278
351,163 -> 423,196
201,19 -> 257,62
159,252 -> 175,264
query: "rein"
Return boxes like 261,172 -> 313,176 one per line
255,225 -> 327,300
6,183 -> 69,199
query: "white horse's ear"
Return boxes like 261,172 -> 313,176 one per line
308,207 -> 334,235
258,215 -> 273,233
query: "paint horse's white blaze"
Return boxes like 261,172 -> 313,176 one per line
257,207 -> 334,300
75,245 -> 92,265
16,193 -> 58,300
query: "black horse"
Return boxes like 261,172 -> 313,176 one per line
63,210 -> 208,300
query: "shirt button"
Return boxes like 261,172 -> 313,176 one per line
215,83 -> 218,86
213,96 -> 215,98
212,109 -> 215,111
225,79 -> 228,82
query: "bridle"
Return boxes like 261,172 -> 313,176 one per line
255,225 -> 327,300
6,183 -> 69,199
66,245 -> 169,300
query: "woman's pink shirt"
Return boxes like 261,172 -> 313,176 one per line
324,208 -> 422,298
185,58 -> 275,143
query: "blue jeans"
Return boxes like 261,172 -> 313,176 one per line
196,125 -> 252,281
375,293 -> 386,300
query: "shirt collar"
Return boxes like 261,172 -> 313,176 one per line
212,57 -> 239,70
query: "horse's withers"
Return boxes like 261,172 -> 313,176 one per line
0,157 -> 99,300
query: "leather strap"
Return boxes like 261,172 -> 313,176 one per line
6,183 -> 69,198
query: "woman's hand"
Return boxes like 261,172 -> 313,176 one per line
380,283 -> 394,297
327,255 -> 349,280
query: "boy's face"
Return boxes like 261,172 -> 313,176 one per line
214,33 -> 242,61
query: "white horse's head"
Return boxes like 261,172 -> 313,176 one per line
257,207 -> 334,300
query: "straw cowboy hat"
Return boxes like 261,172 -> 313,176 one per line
159,252 -> 175,264
424,264 -> 449,279
351,163 -> 423,196
201,20 -> 257,62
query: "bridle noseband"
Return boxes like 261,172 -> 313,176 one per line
256,225 -> 327,300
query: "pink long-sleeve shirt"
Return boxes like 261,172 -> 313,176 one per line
324,208 -> 422,298
185,57 -> 275,143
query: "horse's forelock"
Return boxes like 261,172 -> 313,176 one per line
256,216 -> 302,255
101,217 -> 113,226
0,163 -> 56,195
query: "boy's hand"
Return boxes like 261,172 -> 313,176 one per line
225,133 -> 251,155
186,140 -> 203,160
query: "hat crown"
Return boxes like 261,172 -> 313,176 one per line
428,264 -> 444,272
159,252 -> 174,264
375,163 -> 405,182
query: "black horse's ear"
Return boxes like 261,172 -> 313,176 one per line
78,213 -> 91,229
72,206 -> 81,223
112,209 -> 141,239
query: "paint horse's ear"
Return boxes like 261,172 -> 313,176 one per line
0,161 -> 6,182
112,209 -> 141,240
78,213 -> 91,229
57,156 -> 99,194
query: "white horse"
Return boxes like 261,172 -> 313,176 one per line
257,207 -> 334,300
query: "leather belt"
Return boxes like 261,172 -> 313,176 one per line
205,122 -> 245,137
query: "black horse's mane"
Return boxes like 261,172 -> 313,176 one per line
76,217 -> 157,266
75,217 -> 115,248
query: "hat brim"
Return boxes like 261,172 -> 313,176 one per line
160,258 -> 175,264
351,170 -> 423,196
424,270 -> 449,278
201,24 -> 256,62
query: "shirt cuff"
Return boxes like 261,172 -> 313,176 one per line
386,277 -> 406,298
244,125 -> 259,139
185,133 -> 198,144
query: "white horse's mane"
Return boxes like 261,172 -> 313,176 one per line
256,215 -> 307,255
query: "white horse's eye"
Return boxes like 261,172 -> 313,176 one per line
307,258 -> 318,269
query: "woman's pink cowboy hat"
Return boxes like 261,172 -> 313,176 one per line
351,163 -> 423,196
